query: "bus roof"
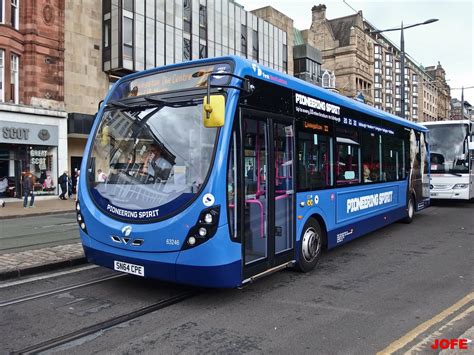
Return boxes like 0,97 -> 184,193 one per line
230,56 -> 428,133
423,120 -> 471,126
113,55 -> 428,132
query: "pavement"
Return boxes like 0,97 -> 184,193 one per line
0,195 -> 76,219
0,196 -> 86,281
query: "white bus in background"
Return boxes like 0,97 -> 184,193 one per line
424,120 -> 474,200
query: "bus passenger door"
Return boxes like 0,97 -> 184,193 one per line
239,109 -> 295,280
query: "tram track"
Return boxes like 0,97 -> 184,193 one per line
0,273 -> 126,308
11,290 -> 197,354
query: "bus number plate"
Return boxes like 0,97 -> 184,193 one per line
114,260 -> 145,277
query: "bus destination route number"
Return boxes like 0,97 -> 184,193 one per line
114,260 -> 145,277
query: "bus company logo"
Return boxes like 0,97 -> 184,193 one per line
431,338 -> 469,350
121,225 -> 132,237
251,64 -> 269,79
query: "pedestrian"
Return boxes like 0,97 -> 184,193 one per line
75,170 -> 80,202
67,172 -> 73,199
23,172 -> 35,208
58,171 -> 68,200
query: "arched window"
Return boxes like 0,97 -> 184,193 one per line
322,70 -> 331,88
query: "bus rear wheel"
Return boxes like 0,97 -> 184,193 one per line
297,218 -> 323,272
403,195 -> 415,224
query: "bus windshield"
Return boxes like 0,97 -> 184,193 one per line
87,100 -> 217,220
429,124 -> 469,174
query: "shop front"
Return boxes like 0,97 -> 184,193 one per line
0,109 -> 66,198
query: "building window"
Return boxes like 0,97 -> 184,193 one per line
412,73 -> 417,82
199,4 -> 207,39
123,0 -> 133,12
103,19 -> 111,48
375,60 -> 381,69
385,53 -> 392,62
123,14 -> 133,60
183,38 -> 191,61
11,0 -> 18,29
385,67 -> 392,76
11,53 -> 19,104
413,85 -> 418,93
183,0 -> 191,33
374,89 -> 381,99
241,24 -> 247,56
395,61 -> 400,69
395,86 -> 400,94
375,45 -> 381,54
199,43 -> 207,59
0,0 -> 3,23
375,75 -> 381,83
252,30 -> 258,60
396,74 -> 401,82
282,44 -> 288,73
396,99 -> 400,108
322,71 -> 331,87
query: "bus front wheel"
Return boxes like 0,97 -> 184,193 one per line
297,218 -> 323,272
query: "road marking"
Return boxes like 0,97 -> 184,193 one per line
404,305 -> 474,353
377,292 -> 474,354
0,265 -> 98,288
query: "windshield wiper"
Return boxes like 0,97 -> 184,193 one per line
447,171 -> 463,177
105,96 -> 200,112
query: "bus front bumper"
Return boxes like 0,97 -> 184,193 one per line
80,231 -> 242,288
430,188 -> 470,200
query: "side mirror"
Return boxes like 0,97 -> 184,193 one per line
469,139 -> 474,151
203,95 -> 225,128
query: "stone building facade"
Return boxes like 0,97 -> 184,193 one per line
425,62 -> 451,121
64,0 -> 110,172
0,0 -> 65,107
0,0 -> 68,198
302,5 -> 374,105
303,4 -> 450,122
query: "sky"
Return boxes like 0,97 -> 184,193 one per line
237,0 -> 474,104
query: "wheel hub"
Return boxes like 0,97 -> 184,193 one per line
302,227 -> 321,262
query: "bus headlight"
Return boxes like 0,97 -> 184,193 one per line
453,184 -> 468,189
76,201 -> 87,233
183,206 -> 220,249
204,213 -> 213,224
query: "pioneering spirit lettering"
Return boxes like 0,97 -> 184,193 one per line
107,204 -> 160,219
295,93 -> 341,115
347,191 -> 393,214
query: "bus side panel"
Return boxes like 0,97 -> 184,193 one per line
296,181 -> 408,250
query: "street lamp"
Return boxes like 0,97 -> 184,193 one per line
370,18 -> 439,119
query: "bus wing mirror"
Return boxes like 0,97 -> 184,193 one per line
203,95 -> 225,128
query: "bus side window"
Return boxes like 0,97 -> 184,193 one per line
297,130 -> 332,190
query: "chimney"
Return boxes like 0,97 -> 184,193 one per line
312,4 -> 327,22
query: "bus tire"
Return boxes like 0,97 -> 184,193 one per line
297,218 -> 323,272
403,195 -> 415,224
